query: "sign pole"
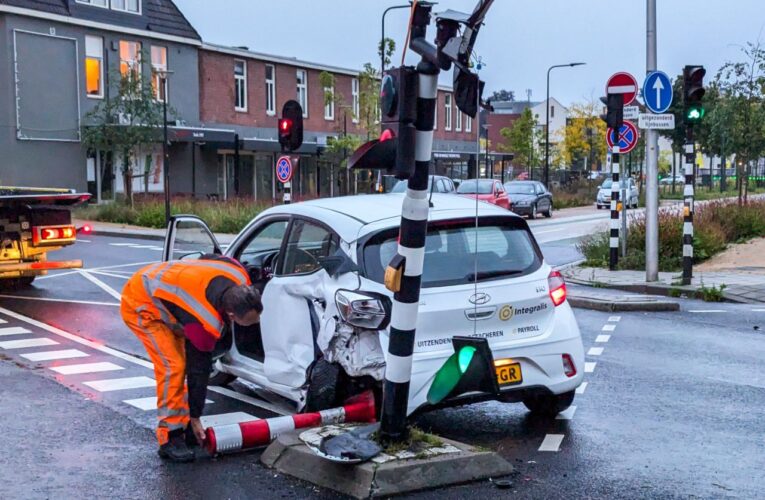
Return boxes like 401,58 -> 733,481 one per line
682,126 -> 695,285
610,142 -> 621,270
645,0 -> 660,282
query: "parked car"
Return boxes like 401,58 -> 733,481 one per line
659,175 -> 684,186
163,194 -> 584,418
456,179 -> 510,209
596,177 -> 639,209
504,181 -> 553,219
390,175 -> 456,194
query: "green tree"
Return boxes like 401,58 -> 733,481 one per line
499,108 -> 540,170
82,65 -> 171,206
557,100 -> 607,170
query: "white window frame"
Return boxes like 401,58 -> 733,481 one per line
444,93 -> 452,131
110,0 -> 141,15
119,40 -> 141,81
85,35 -> 104,99
296,69 -> 308,118
265,64 -> 276,116
324,85 -> 335,121
465,113 -> 472,133
151,45 -> 168,103
455,110 -> 462,132
351,78 -> 359,123
234,59 -> 247,112
76,0 -> 108,9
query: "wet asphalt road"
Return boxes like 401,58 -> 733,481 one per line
2,214 -> 763,498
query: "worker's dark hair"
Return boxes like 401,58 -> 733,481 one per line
222,285 -> 263,317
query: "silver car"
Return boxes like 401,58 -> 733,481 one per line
596,178 -> 639,209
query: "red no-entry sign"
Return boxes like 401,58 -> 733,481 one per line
605,72 -> 638,106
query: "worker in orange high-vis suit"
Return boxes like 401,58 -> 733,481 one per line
121,255 -> 262,462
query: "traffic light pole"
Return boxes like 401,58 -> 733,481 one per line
645,0 -> 660,282
682,126 -> 695,285
609,144 -> 621,270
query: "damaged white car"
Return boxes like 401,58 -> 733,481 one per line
163,193 -> 584,417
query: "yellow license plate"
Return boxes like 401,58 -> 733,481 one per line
495,362 -> 523,386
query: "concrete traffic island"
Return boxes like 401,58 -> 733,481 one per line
261,424 -> 513,498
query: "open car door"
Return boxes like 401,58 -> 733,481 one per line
162,215 -> 222,262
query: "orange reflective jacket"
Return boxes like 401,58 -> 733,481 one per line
137,259 -> 250,338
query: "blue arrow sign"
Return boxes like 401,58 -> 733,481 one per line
643,71 -> 673,114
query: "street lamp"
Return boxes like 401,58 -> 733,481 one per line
381,3 -> 414,75
544,62 -> 585,189
157,69 -> 174,224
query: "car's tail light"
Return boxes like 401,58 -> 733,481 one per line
32,225 -> 77,246
562,354 -> 577,377
78,224 -> 92,235
548,270 -> 567,306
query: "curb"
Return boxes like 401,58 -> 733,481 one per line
88,228 -> 165,242
568,294 -> 680,312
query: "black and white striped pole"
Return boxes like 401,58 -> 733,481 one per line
609,145 -> 621,270
283,180 -> 291,205
682,131 -> 695,285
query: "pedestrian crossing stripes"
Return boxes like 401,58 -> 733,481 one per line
21,349 -> 90,362
123,396 -> 214,411
588,347 -> 604,356
595,335 -> 611,343
602,324 -> 616,332
84,376 -> 155,392
539,434 -> 564,452
50,361 -> 124,375
0,337 -> 58,349
555,406 -> 577,420
0,326 -> 32,336
575,382 -> 588,394
584,362 -> 597,373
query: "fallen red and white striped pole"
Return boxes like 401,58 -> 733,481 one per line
204,391 -> 377,455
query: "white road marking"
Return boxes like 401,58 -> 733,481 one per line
584,362 -> 597,373
200,412 -> 258,427
0,326 -> 32,336
533,228 -> 566,235
90,261 -> 156,271
87,270 -> 130,280
595,334 -> 611,343
688,309 -> 726,313
208,385 -> 291,416
124,396 -> 213,411
608,316 -> 621,322
602,324 -> 616,332
0,294 -> 120,307
77,270 -> 122,300
538,434 -> 565,452
588,347 -> 604,356
84,376 -> 155,392
77,239 -> 92,243
130,245 -> 163,250
752,308 -> 765,312
50,361 -> 124,375
575,382 -> 588,394
21,349 -> 89,362
0,337 -> 58,349
556,406 -> 577,420
108,243 -> 138,247
0,318 -> 6,324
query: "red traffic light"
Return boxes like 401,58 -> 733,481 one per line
278,100 -> 303,152
380,128 -> 395,142
279,118 -> 292,133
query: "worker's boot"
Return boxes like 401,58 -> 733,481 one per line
158,429 -> 194,463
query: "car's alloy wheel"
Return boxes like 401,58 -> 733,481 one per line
529,204 -> 537,219
522,390 -> 575,417
544,203 -> 553,218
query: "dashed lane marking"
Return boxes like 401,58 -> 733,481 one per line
0,337 -> 58,349
602,324 -> 616,332
200,412 -> 259,427
575,382 -> 588,394
538,434 -> 565,452
584,362 -> 597,373
0,318 -> 6,324
21,349 -> 90,362
608,316 -> 621,322
108,243 -> 136,247
753,308 -> 765,312
50,361 -> 124,375
0,294 -> 120,307
84,376 -> 156,392
595,334 -> 611,343
124,396 -> 213,411
556,406 -> 577,420
688,309 -> 726,313
588,347 -> 604,356
0,326 -> 32,336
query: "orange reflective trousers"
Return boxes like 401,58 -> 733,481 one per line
121,263 -> 189,446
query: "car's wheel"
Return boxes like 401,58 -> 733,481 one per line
305,358 -> 347,412
208,365 -> 237,386
529,204 -> 537,219
596,204 -> 602,210
522,390 -> 575,417
544,203 -> 553,218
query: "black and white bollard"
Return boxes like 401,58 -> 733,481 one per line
682,139 -> 695,285
283,181 -> 291,205
609,146 -> 621,270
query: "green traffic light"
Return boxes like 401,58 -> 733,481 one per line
686,106 -> 705,121
458,346 -> 476,373
426,346 -> 477,405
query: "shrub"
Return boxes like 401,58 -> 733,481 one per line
553,179 -> 599,210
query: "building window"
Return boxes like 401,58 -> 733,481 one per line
444,93 -> 452,131
324,85 -> 334,120
265,64 -> 276,116
551,105 -> 555,118
234,59 -> 247,112
76,0 -> 108,8
296,69 -> 308,117
111,0 -> 140,14
151,46 -> 167,102
455,110 -> 462,132
465,113 -> 472,133
351,78 -> 359,123
85,35 -> 104,98
119,40 -> 141,80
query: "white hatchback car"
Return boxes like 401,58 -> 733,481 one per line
163,194 -> 584,417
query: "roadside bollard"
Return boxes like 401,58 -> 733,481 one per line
204,390 -> 377,455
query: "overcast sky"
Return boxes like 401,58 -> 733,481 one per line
175,0 -> 765,106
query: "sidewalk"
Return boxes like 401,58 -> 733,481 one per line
74,218 -> 237,244
563,266 -> 765,304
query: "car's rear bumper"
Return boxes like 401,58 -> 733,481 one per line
510,205 -> 532,215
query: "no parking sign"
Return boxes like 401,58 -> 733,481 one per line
276,156 -> 294,184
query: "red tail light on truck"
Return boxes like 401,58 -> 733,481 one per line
32,225 -> 77,246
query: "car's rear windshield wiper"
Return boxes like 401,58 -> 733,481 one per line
466,270 -> 523,282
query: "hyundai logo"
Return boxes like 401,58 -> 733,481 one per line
469,292 -> 491,305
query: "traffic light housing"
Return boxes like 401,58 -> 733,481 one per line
599,93 -> 624,129
278,100 -> 304,152
426,336 -> 499,405
683,65 -> 706,124
348,66 -> 417,179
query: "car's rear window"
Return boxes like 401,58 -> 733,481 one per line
361,217 -> 542,288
